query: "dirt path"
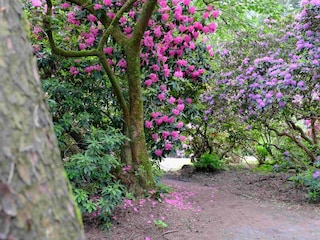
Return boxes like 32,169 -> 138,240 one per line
85,170 -> 320,240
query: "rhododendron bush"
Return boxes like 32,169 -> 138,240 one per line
25,0 -> 218,192
204,1 -> 320,165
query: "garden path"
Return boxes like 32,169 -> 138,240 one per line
85,169 -> 320,240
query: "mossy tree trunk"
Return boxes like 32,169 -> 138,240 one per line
0,1 -> 85,239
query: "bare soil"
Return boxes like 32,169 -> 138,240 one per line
84,168 -> 320,240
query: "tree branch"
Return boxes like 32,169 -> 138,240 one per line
45,0 -> 99,57
310,117 -> 319,145
98,54 -> 130,124
97,0 -> 137,51
264,122 -> 317,163
66,0 -> 128,46
131,0 -> 157,46
286,119 -> 313,145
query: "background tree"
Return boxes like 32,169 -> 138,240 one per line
0,1 -> 85,238
204,1 -> 319,166
26,0 -> 218,194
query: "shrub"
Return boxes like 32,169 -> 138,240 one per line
193,153 -> 227,172
64,127 -> 128,225
290,169 -> 320,202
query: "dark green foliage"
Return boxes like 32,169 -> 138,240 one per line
254,164 -> 274,173
64,127 -> 128,223
194,153 -> 227,172
255,145 -> 269,164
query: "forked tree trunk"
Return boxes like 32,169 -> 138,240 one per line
0,1 -> 85,239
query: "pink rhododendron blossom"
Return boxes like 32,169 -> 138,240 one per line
79,43 -> 86,50
87,14 -> 97,22
144,79 -> 153,87
186,98 -> 192,104
85,37 -> 95,46
176,122 -> 184,128
164,143 -> 172,151
31,0 -> 42,7
212,10 -> 220,18
183,0 -> 191,5
208,22 -> 217,32
103,47 -> 113,55
158,93 -> 165,101
203,12 -> 209,19
160,84 -> 168,92
119,17 -> 127,25
167,116 -> 175,123
174,70 -> 183,77
202,26 -> 209,33
177,104 -> 185,111
176,59 -> 188,66
159,0 -> 167,7
155,149 -> 163,157
124,27 -> 132,35
33,26 -> 42,35
194,22 -> 203,30
61,2 -> 70,8
67,12 -> 80,25
70,67 -> 79,75
171,131 -> 179,140
117,59 -> 127,68
162,131 -> 170,139
151,64 -> 160,71
151,112 -> 161,118
179,136 -> 187,142
161,115 -> 169,122
103,0 -> 112,6
145,120 -> 153,129
168,96 -> 176,104
179,25 -> 187,32
108,59 -> 114,65
155,118 -> 163,125
93,4 -> 103,10
172,108 -> 180,115
107,12 -> 115,19
161,13 -> 169,21
189,6 -> 196,14
152,133 -> 159,141
149,73 -> 158,82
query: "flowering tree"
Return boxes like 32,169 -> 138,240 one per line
204,1 -> 320,164
27,0 -> 218,193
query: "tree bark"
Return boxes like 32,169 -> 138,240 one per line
0,1 -> 85,239
125,46 -> 155,194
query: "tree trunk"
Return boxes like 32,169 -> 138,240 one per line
125,46 -> 155,194
0,1 -> 85,239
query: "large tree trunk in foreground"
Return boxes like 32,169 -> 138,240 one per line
0,1 -> 85,239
